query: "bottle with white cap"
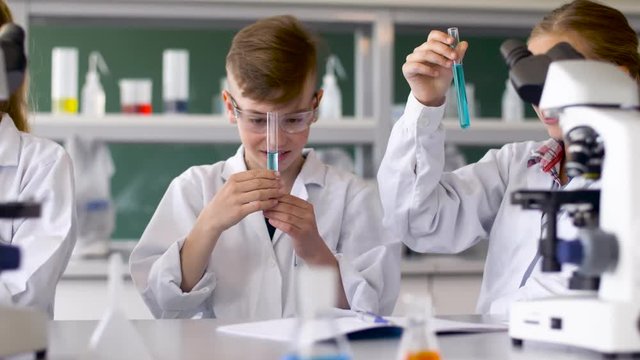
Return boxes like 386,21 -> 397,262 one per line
501,79 -> 525,122
162,49 -> 189,113
282,266 -> 352,360
81,51 -> 109,116
51,47 -> 78,114
319,55 -> 346,121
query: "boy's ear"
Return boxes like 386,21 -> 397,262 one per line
315,89 -> 324,107
222,90 -> 237,124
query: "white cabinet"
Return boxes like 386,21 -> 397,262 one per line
395,255 -> 484,316
55,242 -> 153,320
55,277 -> 153,320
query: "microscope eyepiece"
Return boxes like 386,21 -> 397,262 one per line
500,39 -> 532,69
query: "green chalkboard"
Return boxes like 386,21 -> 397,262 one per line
27,23 -> 535,240
27,24 -> 356,239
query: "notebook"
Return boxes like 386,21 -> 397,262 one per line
217,316 -> 507,342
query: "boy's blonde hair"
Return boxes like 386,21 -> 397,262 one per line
226,15 -> 318,104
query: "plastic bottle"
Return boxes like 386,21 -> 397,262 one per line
66,137 -> 115,258
81,51 -> 109,116
162,49 -> 189,113
319,55 -> 346,120
501,79 -> 525,122
282,266 -> 352,360
51,47 -> 78,114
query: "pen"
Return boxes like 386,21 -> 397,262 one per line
356,310 -> 391,325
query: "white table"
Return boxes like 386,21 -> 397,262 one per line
41,316 -> 636,359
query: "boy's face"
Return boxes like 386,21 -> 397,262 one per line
224,74 -> 321,174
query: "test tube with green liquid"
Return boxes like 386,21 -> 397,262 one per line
447,27 -> 470,129
266,112 -> 278,171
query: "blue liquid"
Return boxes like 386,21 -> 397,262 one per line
163,100 -> 188,113
452,63 -> 470,129
267,151 -> 279,171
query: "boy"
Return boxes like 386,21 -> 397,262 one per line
129,15 -> 400,320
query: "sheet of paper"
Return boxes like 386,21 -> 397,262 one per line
217,316 -> 507,342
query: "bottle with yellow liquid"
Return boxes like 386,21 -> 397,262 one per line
396,294 -> 441,360
51,47 -> 79,114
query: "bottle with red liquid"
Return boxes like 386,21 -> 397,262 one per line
396,294 -> 441,360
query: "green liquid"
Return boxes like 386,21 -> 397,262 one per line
452,63 -> 470,129
267,151 -> 278,171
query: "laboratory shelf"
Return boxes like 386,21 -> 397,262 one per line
31,113 -> 547,145
30,113 -> 377,144
442,118 -> 548,145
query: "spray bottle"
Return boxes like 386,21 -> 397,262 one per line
81,51 -> 109,116
319,55 -> 346,120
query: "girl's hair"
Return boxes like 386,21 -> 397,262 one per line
225,15 -> 318,104
531,0 -> 640,80
0,0 -> 29,132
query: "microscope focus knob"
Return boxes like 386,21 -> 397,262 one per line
566,126 -> 604,180
577,228 -> 618,276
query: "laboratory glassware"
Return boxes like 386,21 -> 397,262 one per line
447,27 -> 470,129
396,295 -> 441,360
282,266 -> 352,360
119,79 -> 152,114
267,111 -> 278,171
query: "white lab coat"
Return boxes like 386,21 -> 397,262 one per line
377,94 -> 591,315
130,147 -> 400,320
0,117 -> 76,317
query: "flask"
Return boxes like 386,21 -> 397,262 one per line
319,55 -> 346,120
396,295 -> 441,360
81,51 -> 109,116
282,266 -> 352,360
501,79 -> 525,122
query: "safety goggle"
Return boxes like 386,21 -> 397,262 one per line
226,92 -> 319,134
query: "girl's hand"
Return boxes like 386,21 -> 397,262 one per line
403,29 -> 468,106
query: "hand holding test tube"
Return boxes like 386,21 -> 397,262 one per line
447,27 -> 471,129
266,112 -> 278,171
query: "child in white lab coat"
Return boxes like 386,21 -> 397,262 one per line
0,1 -> 76,317
130,15 -> 400,320
378,0 -> 640,315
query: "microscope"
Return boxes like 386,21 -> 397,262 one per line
501,39 -> 640,357
0,23 -> 49,358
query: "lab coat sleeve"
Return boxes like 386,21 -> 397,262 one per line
0,149 -> 76,316
377,93 -> 509,254
335,182 -> 401,316
129,175 -> 216,319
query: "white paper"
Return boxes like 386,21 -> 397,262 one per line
217,316 -> 507,343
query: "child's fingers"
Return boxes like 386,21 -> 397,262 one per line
406,50 -> 452,69
229,169 -> 278,183
402,62 -> 440,78
237,188 -> 282,204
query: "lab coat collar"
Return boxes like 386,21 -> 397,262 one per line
0,116 -> 21,166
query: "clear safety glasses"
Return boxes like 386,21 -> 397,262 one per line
227,92 -> 319,134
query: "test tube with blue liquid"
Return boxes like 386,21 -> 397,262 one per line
447,27 -> 470,129
267,112 -> 279,171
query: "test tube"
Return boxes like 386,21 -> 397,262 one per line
447,27 -> 470,129
267,112 -> 278,171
